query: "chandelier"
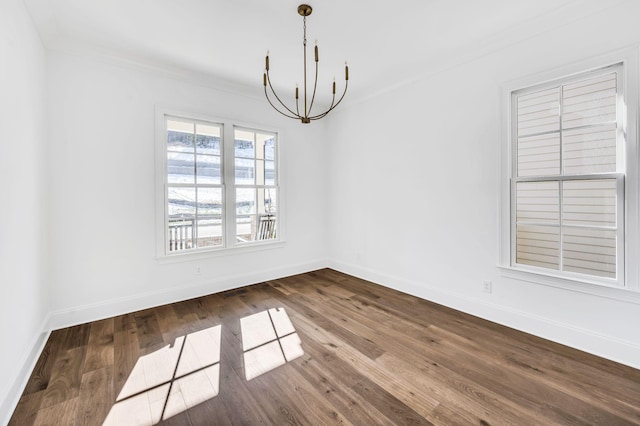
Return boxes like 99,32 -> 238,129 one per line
263,4 -> 349,124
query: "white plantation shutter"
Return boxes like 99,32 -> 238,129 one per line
512,65 -> 624,283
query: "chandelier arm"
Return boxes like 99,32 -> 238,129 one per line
264,87 -> 300,120
308,92 -> 336,120
266,70 -> 299,117
308,80 -> 348,120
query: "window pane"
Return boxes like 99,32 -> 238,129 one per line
516,181 -> 559,224
197,187 -> 222,216
167,153 -> 194,184
236,216 -> 252,242
168,186 -> 195,252
562,73 -> 616,130
517,87 -> 560,137
196,123 -> 221,155
265,137 -> 276,160
563,124 -> 617,175
197,218 -> 222,248
168,217 -> 195,252
563,227 -> 616,278
167,120 -> 194,152
516,224 -> 560,270
563,179 -> 616,227
256,214 -> 277,241
517,133 -> 560,177
235,158 -> 255,185
265,161 -> 276,185
168,187 -> 195,217
260,187 -> 277,214
196,155 -> 221,184
236,188 -> 256,216
256,133 -> 274,160
197,188 -> 222,248
235,134 -> 255,158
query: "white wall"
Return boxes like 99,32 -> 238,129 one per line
327,1 -> 640,368
0,0 -> 49,418
45,51 -> 329,327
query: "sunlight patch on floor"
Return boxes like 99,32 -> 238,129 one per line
103,325 -> 222,425
241,308 -> 304,381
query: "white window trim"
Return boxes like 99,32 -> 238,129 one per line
154,108 -> 286,261
499,47 -> 640,298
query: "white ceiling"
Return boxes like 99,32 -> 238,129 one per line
24,0 -> 620,104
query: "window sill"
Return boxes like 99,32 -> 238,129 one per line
498,265 -> 640,305
156,239 -> 285,264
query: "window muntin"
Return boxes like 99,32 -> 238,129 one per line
511,65 -> 624,284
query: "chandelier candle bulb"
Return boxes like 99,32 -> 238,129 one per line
314,44 -> 318,62
263,73 -> 267,87
345,63 -> 349,80
333,80 -> 336,94
265,54 -> 269,71
296,85 -> 299,99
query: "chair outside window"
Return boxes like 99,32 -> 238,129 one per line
237,214 -> 276,243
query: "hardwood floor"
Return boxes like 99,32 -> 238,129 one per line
9,269 -> 640,425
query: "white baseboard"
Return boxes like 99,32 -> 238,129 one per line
1,315 -> 51,425
327,259 -> 640,370
47,259 -> 327,331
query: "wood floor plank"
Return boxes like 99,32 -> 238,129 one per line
260,360 -> 354,425
214,322 -> 273,425
351,378 -> 433,426
83,318 -> 114,373
21,329 -> 68,396
10,269 -> 640,425
113,327 -> 141,399
39,346 -> 86,409
290,353 -> 388,425
60,323 -> 91,351
134,310 -> 165,351
75,366 -> 114,425
33,397 -> 79,426
8,390 -> 44,426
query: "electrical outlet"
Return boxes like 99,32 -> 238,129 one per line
482,280 -> 492,293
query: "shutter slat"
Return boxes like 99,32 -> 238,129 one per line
517,134 -> 560,177
517,88 -> 560,137
562,124 -> 616,174
516,182 -> 559,223
516,224 -> 560,269
563,225 -> 617,278
562,74 -> 617,130
563,179 -> 617,227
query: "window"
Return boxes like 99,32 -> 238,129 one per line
156,112 -> 280,257
234,128 -> 278,243
502,53 -> 640,290
166,118 -> 223,251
